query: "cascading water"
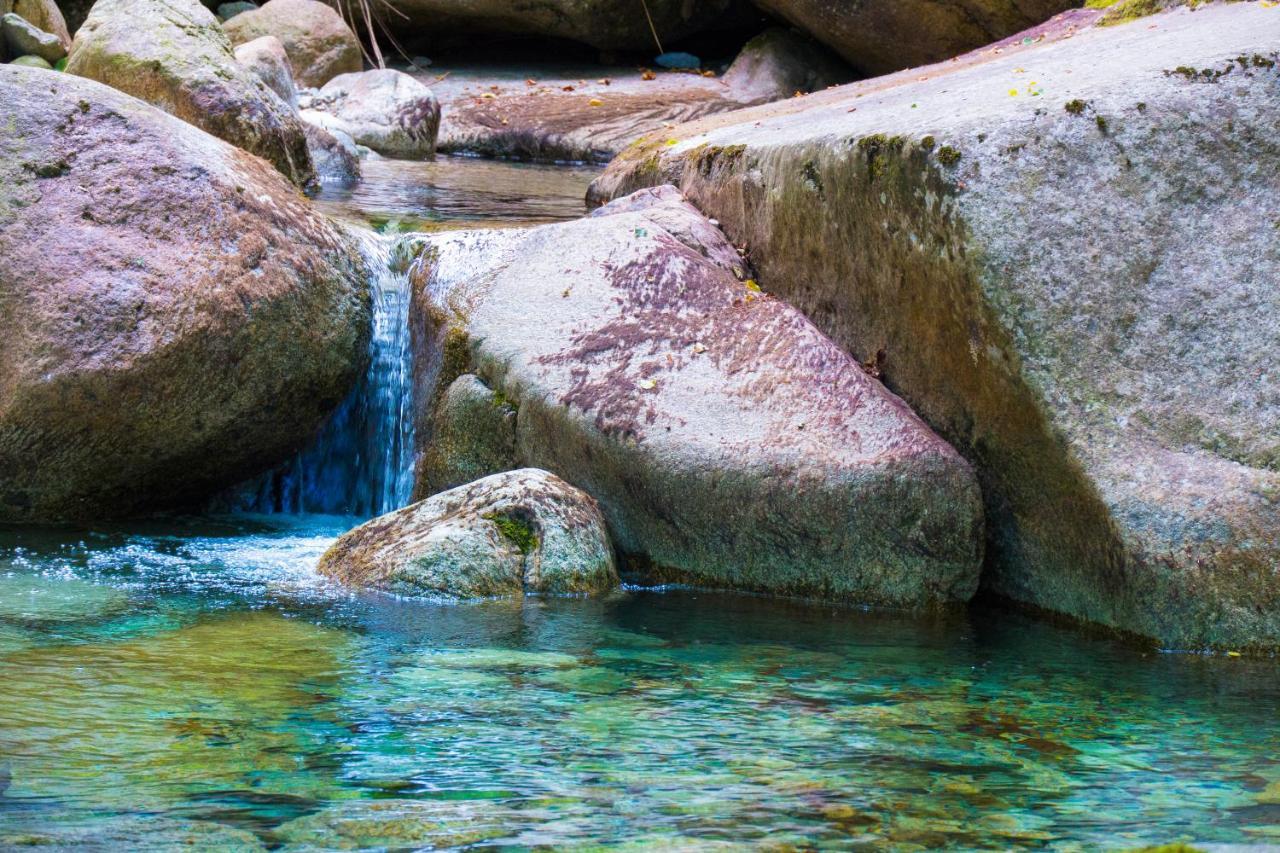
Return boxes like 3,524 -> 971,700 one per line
249,229 -> 415,518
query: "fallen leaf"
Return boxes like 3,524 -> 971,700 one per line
588,98 -> 603,107
744,279 -> 761,293
692,342 -> 707,353
637,379 -> 657,390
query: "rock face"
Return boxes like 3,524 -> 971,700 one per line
304,69 -> 440,158
589,5 -> 1280,649
2,11 -> 65,63
0,66 -> 370,522
233,34 -> 296,108
382,0 -> 755,53
304,120 -> 361,185
223,0 -> 361,88
431,36 -> 849,164
753,0 -> 1076,76
65,0 -> 314,188
318,469 -> 619,599
419,374 -> 518,497
410,186 -> 983,607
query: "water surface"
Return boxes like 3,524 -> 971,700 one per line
0,517 -> 1278,850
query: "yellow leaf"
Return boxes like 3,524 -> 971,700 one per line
637,378 -> 657,390
588,98 -> 603,107
744,279 -> 761,293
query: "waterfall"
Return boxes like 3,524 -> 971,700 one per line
248,230 -> 415,518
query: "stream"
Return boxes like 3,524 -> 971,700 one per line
0,156 -> 1277,851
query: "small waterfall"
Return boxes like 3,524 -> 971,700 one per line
250,230 -> 415,517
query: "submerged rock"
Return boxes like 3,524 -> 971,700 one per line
2,11 -> 65,63
217,0 -> 257,20
753,0 -> 1076,75
589,5 -> 1280,649
223,0 -> 362,88
65,0 -> 313,187
318,469 -> 619,599
0,66 -> 370,522
304,69 -> 440,158
410,186 -> 983,607
233,34 -> 297,108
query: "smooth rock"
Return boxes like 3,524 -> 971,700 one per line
305,69 -> 440,158
304,120 -> 361,185
233,34 -> 296,107
588,5 -> 1280,649
65,0 -> 314,187
753,0 -> 1076,75
216,0 -> 256,19
0,66 -> 370,522
8,51 -> 49,66
722,27 -> 853,101
429,38 -> 849,164
409,186 -> 983,606
318,469 -> 619,599
379,0 -> 757,53
2,12 -> 65,63
223,0 -> 361,88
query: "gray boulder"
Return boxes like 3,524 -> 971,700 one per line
409,186 -> 984,607
304,120 -> 361,185
0,66 -> 369,522
722,27 -> 851,100
233,34 -> 296,107
305,69 -> 440,158
65,0 -> 314,187
2,12 -> 65,63
588,4 -> 1280,649
318,469 -> 619,599
222,0 -> 361,88
419,373 -> 518,496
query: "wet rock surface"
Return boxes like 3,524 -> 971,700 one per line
410,186 -> 983,607
319,469 -> 619,599
65,0 -> 313,187
0,66 -> 370,522
589,4 -> 1280,649
233,34 -> 297,108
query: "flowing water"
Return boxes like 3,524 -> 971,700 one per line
1,157 -> 1278,851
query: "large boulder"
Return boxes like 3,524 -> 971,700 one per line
318,469 -> 619,599
223,0 -> 361,88
303,69 -> 440,158
382,0 -> 757,53
0,66 -> 370,522
588,5 -> 1280,649
752,0 -> 1077,76
65,0 -> 314,188
431,34 -> 849,164
233,34 -> 297,108
409,186 -> 984,607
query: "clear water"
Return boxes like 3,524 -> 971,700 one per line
0,518 -> 1278,850
3,157 -> 1278,851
